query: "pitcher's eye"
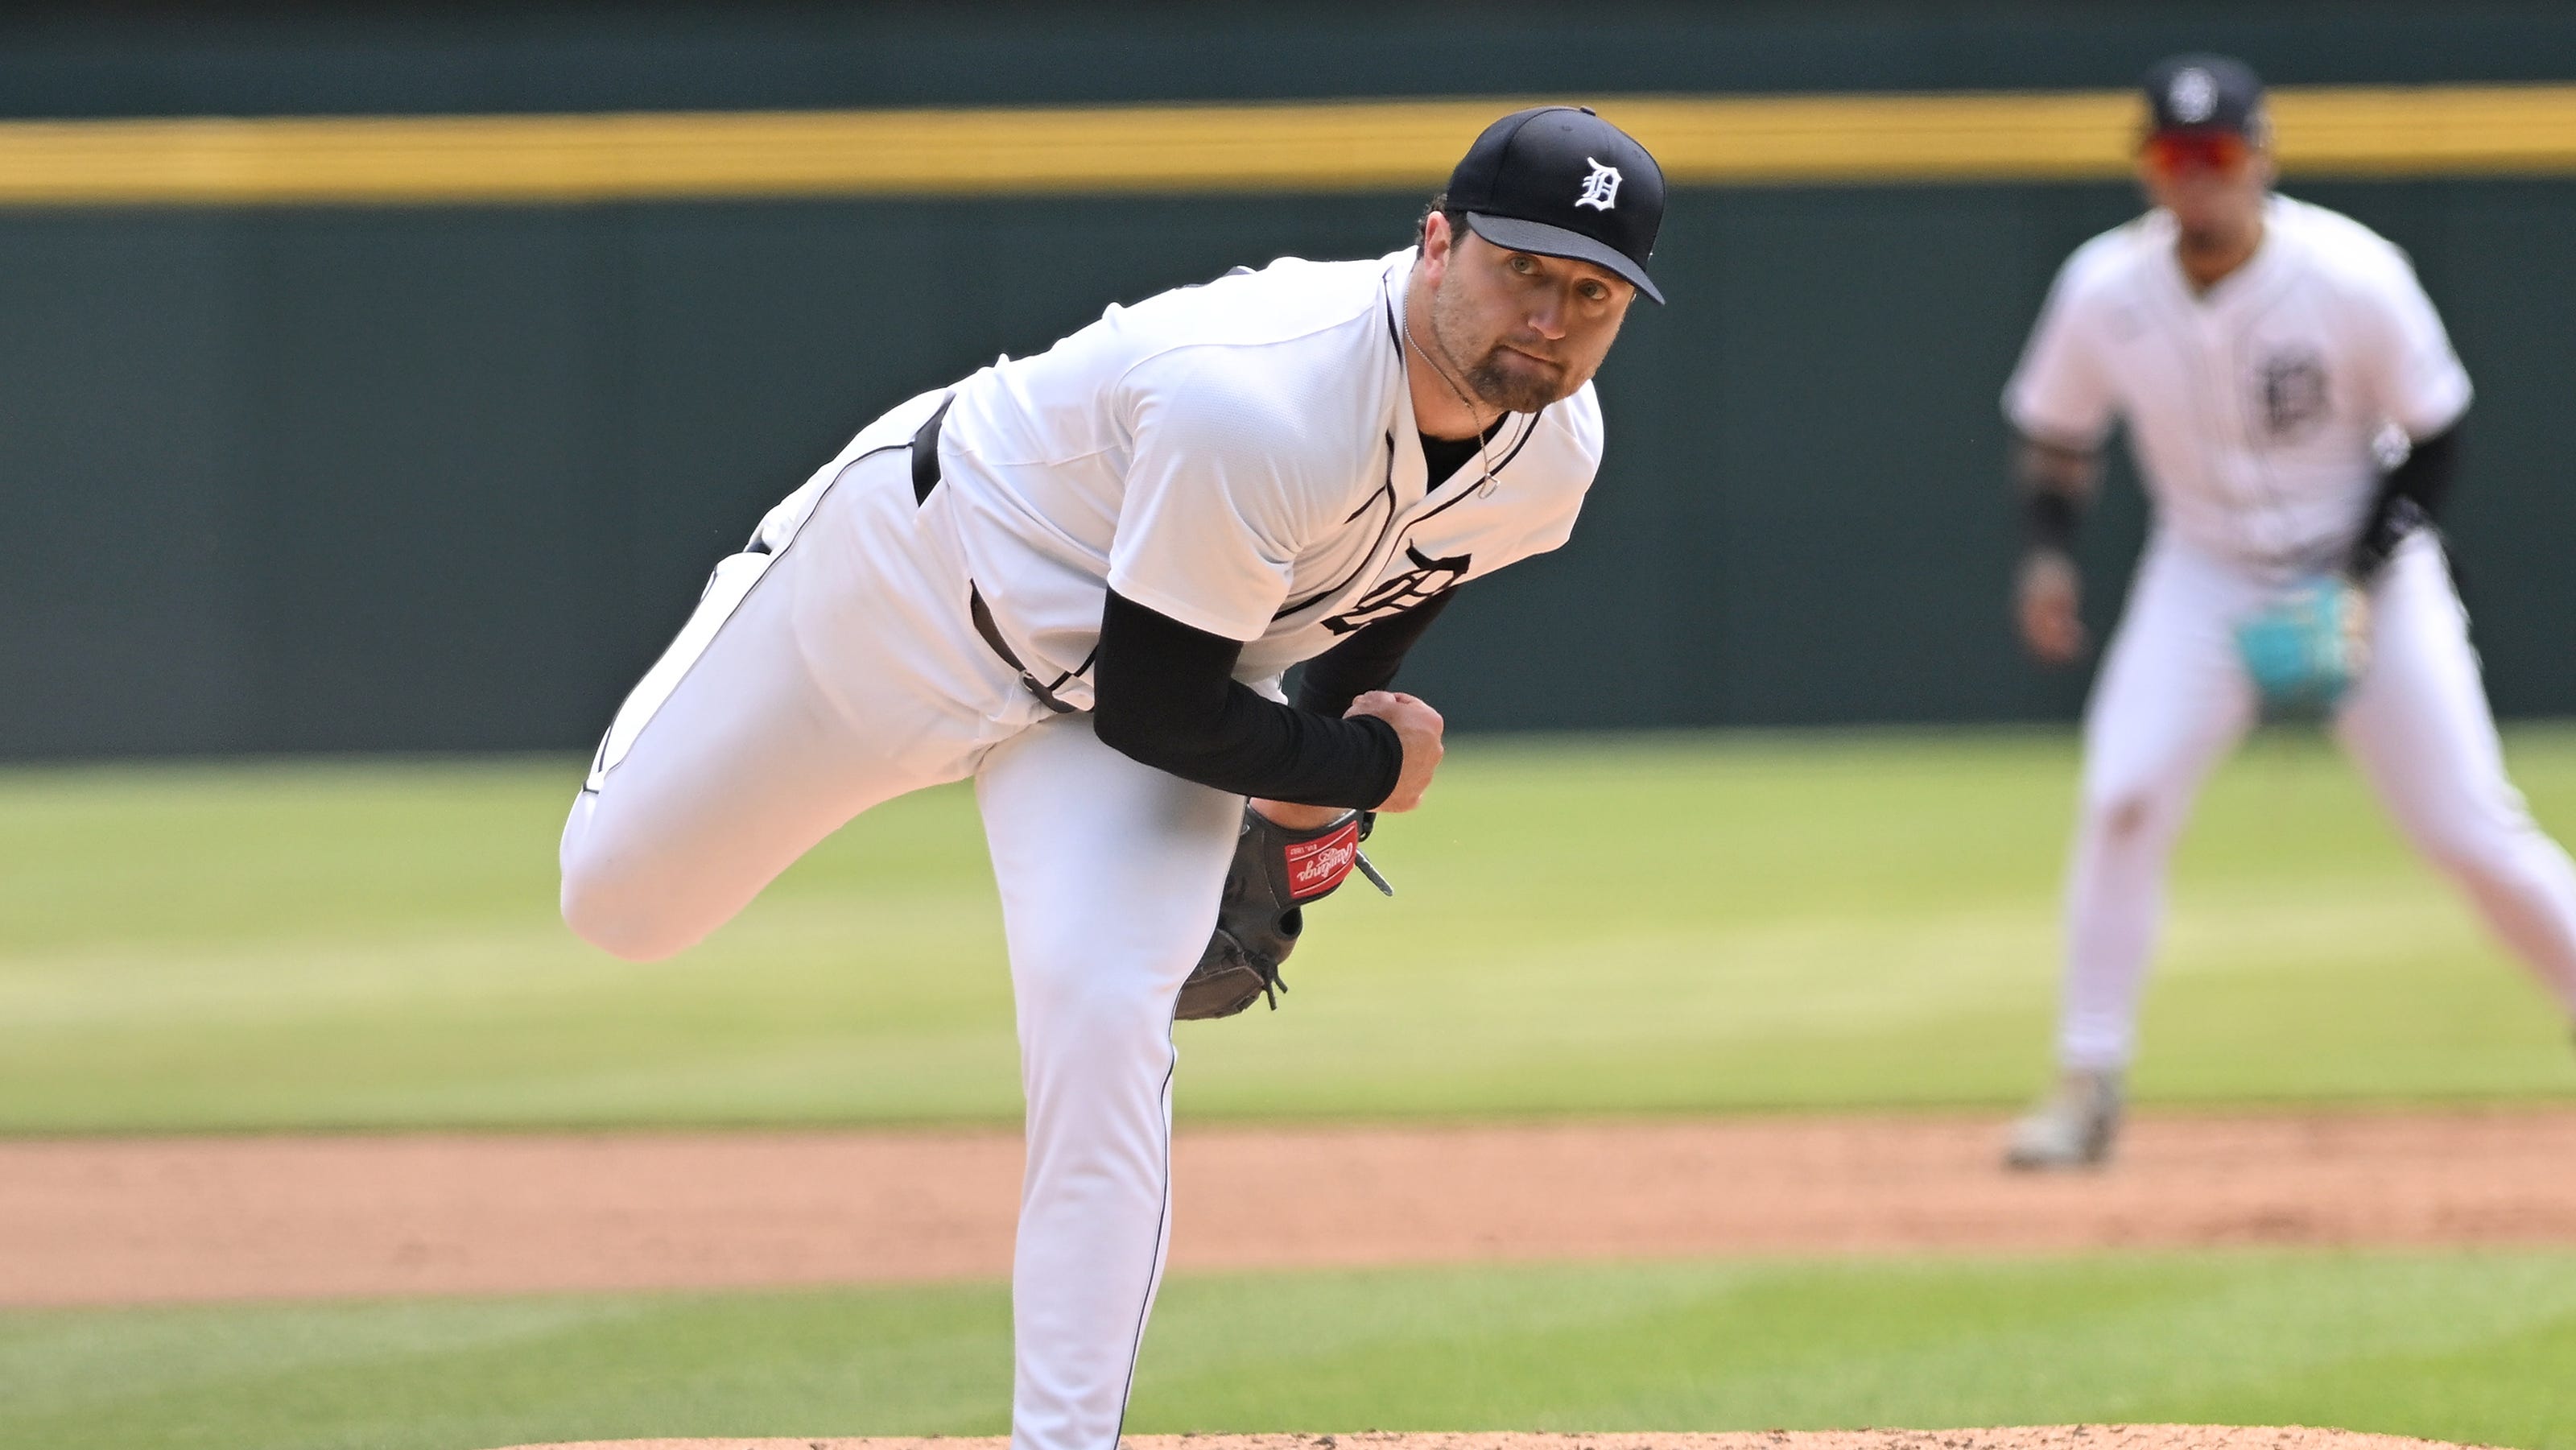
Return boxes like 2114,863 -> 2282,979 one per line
1507,254 -> 1538,275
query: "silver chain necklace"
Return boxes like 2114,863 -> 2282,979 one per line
1401,306 -> 1502,494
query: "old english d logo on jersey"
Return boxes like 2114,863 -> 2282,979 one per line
1322,543 -> 1473,634
1575,159 -> 1623,211
1282,817 -> 1363,901
2257,349 -> 2330,440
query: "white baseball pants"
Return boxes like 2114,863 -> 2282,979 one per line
2055,530 -> 2576,1070
559,443 -> 1241,1450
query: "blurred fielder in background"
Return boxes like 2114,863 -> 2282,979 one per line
2001,54 -> 2576,1169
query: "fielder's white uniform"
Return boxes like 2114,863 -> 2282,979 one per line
560,248 -> 1600,1450
2006,193 -> 2576,1070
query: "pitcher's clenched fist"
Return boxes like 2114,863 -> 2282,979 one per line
1348,690 -> 1444,811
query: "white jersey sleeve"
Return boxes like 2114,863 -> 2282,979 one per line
1104,351 -> 1353,642
2351,247 -> 2472,440
2003,242 -> 2121,450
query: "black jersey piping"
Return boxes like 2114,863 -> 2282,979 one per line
1266,407 -> 1544,623
1109,1022 -> 1181,1447
1404,409 -> 1544,529
584,438 -> 909,793
1272,436 -> 1401,620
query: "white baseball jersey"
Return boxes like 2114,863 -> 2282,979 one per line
930,247 -> 1603,704
2004,194 -> 2472,569
566,244 -> 1623,1450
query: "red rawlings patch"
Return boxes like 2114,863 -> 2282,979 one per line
1282,819 -> 1363,901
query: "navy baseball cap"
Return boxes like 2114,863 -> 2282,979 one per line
2143,54 -> 2268,140
1446,105 -> 1666,304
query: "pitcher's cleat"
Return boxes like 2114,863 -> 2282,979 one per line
2004,1068 -> 2124,1171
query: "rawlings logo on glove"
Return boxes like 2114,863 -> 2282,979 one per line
1174,806 -> 1391,1021
1282,820 -> 1363,900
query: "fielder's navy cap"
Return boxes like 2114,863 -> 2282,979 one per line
1447,105 -> 1666,304
2143,54 -> 2268,140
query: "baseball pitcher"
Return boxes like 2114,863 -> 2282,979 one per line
2001,55 -> 2576,1168
559,108 -> 1665,1448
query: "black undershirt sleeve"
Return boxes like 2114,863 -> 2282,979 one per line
1294,588 -> 1459,717
1091,590 -> 1404,809
2348,420 -> 2463,581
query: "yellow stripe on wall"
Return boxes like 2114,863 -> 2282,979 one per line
2,85 -> 2574,207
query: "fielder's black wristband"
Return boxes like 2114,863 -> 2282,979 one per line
2347,422 -> 2462,582
2024,490 -> 2082,556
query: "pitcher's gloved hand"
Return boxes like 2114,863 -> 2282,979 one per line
2235,574 -> 2371,719
1174,803 -> 1392,1021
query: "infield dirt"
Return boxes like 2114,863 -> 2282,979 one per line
8,1109 -> 2576,1307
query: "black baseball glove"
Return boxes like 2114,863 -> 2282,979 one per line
1174,805 -> 1392,1020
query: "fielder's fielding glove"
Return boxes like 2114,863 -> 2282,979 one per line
1174,805 -> 1393,1021
2233,574 -> 2370,719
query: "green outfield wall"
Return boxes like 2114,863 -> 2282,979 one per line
6,2 -> 2576,757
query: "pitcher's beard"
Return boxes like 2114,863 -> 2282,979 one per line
1430,281 -> 1582,414
1460,348 -> 1571,413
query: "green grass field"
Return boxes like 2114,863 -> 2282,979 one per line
6,1253 -> 2575,1450
2,728 -> 2571,1134
6,729 -> 2575,1449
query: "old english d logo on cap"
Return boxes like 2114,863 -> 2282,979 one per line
2168,67 -> 2219,124
1575,159 -> 1623,211
1446,106 -> 1666,303
2143,53 -> 2266,138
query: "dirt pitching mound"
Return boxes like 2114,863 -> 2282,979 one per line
488,1429 -> 2496,1450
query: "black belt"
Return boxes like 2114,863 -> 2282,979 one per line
969,586 -> 1080,714
911,398 -> 1082,715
